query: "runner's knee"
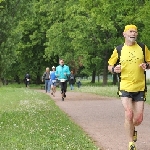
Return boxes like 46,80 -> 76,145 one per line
133,113 -> 143,126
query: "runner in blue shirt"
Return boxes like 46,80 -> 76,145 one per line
50,66 -> 57,96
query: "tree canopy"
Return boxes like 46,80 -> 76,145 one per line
1,0 -> 150,84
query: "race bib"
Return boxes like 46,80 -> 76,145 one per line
27,79 -> 29,81
70,76 -> 74,79
60,79 -> 66,82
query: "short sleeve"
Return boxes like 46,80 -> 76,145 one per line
108,49 -> 118,66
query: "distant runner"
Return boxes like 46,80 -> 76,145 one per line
50,66 -> 57,97
55,59 -> 70,101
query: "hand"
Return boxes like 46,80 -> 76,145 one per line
139,63 -> 147,70
64,73 -> 66,76
114,65 -> 121,73
42,80 -> 43,82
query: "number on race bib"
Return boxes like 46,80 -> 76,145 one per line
60,79 -> 66,82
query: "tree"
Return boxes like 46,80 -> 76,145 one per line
0,0 -> 148,85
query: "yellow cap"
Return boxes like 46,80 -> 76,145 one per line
124,25 -> 137,32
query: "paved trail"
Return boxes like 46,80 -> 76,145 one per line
39,90 -> 150,150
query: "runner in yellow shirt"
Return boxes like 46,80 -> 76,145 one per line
108,25 -> 150,150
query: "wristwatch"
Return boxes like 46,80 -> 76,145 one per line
146,63 -> 149,69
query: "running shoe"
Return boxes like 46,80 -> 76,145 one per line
129,142 -> 136,150
133,128 -> 137,142
62,97 -> 64,101
64,93 -> 66,97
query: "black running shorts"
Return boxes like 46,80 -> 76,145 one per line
119,90 -> 146,101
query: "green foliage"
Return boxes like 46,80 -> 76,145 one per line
1,0 -> 150,84
0,87 -> 99,150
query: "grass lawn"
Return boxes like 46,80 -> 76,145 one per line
0,86 -> 100,150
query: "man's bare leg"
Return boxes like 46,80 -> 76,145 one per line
53,86 -> 56,97
122,97 -> 134,142
122,97 -> 144,150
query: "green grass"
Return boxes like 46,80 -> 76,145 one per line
74,85 -> 118,97
0,87 -> 100,150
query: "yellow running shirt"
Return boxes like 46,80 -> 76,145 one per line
108,42 -> 150,92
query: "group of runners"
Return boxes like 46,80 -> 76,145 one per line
42,59 -> 70,101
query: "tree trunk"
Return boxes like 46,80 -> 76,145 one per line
103,66 -> 108,85
102,49 -> 109,85
112,74 -> 118,85
15,75 -> 20,84
91,69 -> 96,83
36,75 -> 42,84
